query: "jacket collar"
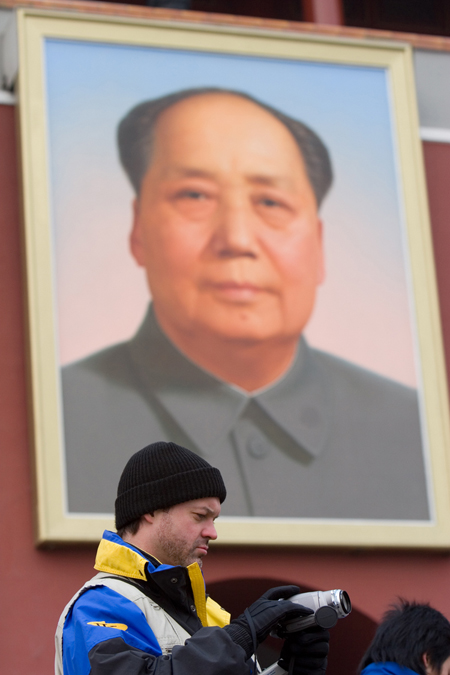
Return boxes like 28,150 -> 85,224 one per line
94,530 -> 158,580
126,305 -> 330,460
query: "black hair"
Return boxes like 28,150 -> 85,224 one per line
117,87 -> 333,208
117,517 -> 142,539
359,599 -> 450,675
116,508 -> 172,539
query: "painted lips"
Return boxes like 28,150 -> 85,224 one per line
206,281 -> 266,301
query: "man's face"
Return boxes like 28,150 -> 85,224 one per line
149,497 -> 220,567
425,655 -> 450,675
130,93 -> 325,346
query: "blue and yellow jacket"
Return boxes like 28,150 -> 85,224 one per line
55,530 -> 250,675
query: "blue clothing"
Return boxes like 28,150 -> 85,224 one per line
362,663 -> 420,675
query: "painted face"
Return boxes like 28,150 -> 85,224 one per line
150,497 -> 221,567
130,93 -> 325,348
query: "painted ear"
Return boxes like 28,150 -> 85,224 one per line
129,198 -> 146,267
316,218 -> 326,285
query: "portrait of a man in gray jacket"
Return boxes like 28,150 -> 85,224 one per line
62,87 -> 429,521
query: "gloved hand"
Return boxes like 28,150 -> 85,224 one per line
224,586 -> 314,659
278,627 -> 330,675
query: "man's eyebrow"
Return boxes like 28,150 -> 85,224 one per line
195,506 -> 220,517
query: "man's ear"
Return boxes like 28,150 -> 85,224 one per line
142,512 -> 156,525
423,653 -> 433,675
129,197 -> 146,267
316,218 -> 326,285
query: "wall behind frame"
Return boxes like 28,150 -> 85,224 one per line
3,104 -> 450,672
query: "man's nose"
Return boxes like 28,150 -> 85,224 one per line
203,521 -> 218,540
210,197 -> 258,258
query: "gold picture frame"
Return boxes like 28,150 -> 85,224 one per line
16,6 -> 450,547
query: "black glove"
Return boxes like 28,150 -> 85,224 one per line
224,586 -> 314,659
279,627 -> 330,675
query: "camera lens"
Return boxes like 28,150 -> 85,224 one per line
339,591 -> 352,615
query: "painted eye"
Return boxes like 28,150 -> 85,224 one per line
181,190 -> 207,200
260,197 -> 280,207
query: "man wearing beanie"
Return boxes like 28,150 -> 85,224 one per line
55,441 -> 330,675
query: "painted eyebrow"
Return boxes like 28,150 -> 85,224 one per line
247,175 -> 289,187
165,167 -> 215,180
164,167 -> 293,189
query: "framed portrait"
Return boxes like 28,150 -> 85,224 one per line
17,6 -> 450,546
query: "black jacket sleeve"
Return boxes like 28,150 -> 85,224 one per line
89,627 -> 253,675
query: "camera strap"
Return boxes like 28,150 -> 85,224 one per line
244,607 -> 259,674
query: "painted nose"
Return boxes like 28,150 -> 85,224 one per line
211,200 -> 258,259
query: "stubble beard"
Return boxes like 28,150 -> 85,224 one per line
156,514 -> 206,567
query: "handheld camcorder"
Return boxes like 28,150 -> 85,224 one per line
261,589 -> 352,675
281,588 -> 352,632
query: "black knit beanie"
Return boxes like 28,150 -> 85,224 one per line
115,441 -> 227,530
